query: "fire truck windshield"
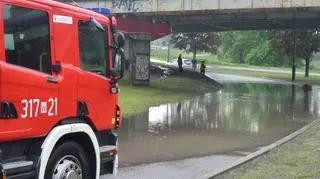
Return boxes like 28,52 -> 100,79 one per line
78,20 -> 109,76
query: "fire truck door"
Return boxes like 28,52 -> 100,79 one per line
0,3 -> 59,140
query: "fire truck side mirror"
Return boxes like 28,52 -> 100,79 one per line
90,17 -> 105,32
52,63 -> 62,73
116,32 -> 125,48
111,48 -> 125,81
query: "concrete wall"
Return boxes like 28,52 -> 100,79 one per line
78,0 -> 320,13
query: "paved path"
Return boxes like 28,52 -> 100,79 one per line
215,66 -> 320,76
151,58 -> 320,77
102,155 -> 242,179
151,59 -> 293,85
206,70 -> 293,85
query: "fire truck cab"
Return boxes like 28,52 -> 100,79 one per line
0,0 -> 124,178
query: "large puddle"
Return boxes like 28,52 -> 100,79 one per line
117,83 -> 320,167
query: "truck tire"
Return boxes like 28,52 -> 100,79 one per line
44,141 -> 93,179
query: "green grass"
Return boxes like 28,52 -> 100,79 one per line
213,68 -> 320,85
119,74 -> 218,117
216,122 -> 320,179
209,63 -> 318,74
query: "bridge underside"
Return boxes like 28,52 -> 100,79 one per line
114,7 -> 320,32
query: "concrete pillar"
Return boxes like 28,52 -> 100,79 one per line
124,33 -> 152,85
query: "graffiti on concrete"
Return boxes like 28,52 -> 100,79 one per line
108,0 -> 320,13
111,0 -> 144,12
135,55 -> 149,80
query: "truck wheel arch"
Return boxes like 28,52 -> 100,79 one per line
59,117 -> 97,131
37,123 -> 100,179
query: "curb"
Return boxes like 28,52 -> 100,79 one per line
202,119 -> 320,179
204,74 -> 224,88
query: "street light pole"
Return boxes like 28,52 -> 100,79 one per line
167,35 -> 171,62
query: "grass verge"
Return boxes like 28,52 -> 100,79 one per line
213,68 -> 320,85
214,121 -> 320,179
151,48 -> 320,73
119,73 -> 219,117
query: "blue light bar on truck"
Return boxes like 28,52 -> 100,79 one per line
87,7 -> 111,16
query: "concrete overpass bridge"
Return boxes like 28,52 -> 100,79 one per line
71,0 -> 320,84
78,0 -> 320,34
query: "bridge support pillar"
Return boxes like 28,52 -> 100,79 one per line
125,33 -> 152,86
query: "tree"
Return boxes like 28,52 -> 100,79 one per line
219,31 -> 290,66
171,32 -> 220,59
220,31 -> 266,63
269,30 -> 320,77
246,40 -> 278,66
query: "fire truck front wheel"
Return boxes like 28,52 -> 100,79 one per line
44,141 -> 93,179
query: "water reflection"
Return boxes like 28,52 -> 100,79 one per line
147,84 -> 316,134
118,83 -> 320,166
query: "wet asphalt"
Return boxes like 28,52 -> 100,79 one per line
104,154 -> 242,179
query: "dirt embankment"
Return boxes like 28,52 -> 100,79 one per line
150,64 -> 223,88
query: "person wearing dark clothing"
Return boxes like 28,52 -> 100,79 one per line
178,54 -> 183,72
200,61 -> 206,76
191,57 -> 197,71
177,102 -> 182,120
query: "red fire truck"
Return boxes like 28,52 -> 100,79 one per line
0,0 -> 125,178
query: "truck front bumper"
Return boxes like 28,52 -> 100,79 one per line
97,131 -> 119,176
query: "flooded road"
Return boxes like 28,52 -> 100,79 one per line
117,83 -> 320,167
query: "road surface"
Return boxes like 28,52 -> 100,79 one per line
103,154 -> 243,179
206,70 -> 294,84
153,59 -> 294,84
151,58 -> 320,78
215,66 -> 320,76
